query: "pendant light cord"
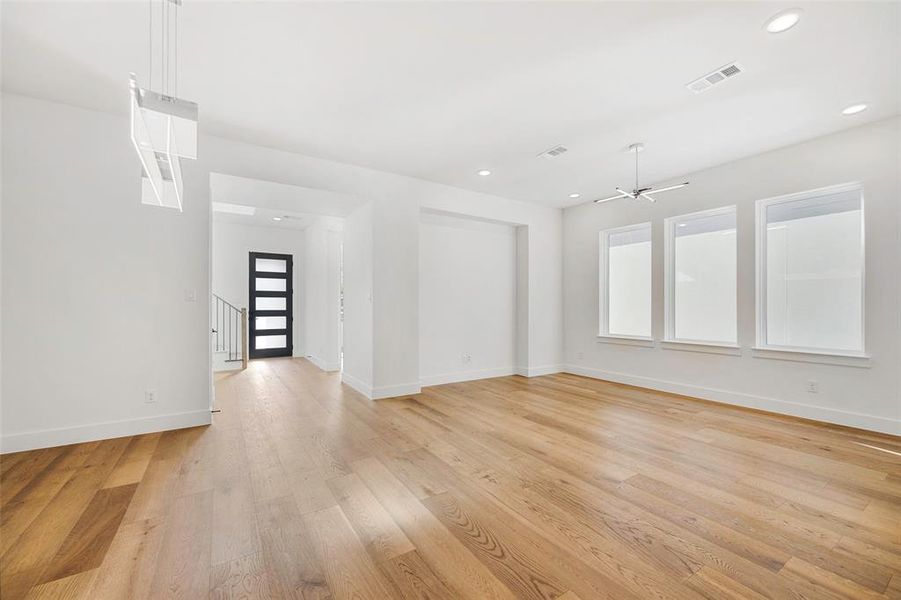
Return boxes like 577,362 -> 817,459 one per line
635,145 -> 639,190
164,0 -> 168,95
174,0 -> 178,96
146,0 -> 180,94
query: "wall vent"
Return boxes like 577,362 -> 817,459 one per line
686,62 -> 744,94
538,144 -> 568,159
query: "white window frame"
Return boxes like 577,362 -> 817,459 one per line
598,222 -> 653,341
664,205 -> 738,347
754,182 -> 866,357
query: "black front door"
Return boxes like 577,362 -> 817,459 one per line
249,252 -> 293,359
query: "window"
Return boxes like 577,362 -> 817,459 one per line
665,207 -> 737,345
599,223 -> 652,338
756,183 -> 864,354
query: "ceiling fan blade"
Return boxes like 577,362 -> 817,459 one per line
639,193 -> 657,203
593,192 -> 629,204
647,182 -> 689,195
615,187 -> 636,198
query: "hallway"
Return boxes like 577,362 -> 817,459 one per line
2,358 -> 900,599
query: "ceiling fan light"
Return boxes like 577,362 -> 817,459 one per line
595,144 -> 689,206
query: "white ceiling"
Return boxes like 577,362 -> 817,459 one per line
210,172 -> 363,229
212,206 -> 312,231
3,2 -> 899,208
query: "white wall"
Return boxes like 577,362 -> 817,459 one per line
419,213 -> 516,385
420,201 -> 563,377
1,94 -> 212,452
1,91 -> 564,450
563,117 -> 901,435
514,227 -> 529,370
5,89 -> 893,453
341,203 -> 373,396
304,216 -> 343,371
211,220 -> 305,356
369,196 -> 422,396
199,109 -> 563,398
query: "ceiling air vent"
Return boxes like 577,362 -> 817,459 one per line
686,62 -> 744,94
538,144 -> 568,159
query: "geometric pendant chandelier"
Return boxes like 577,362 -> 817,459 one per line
129,0 -> 198,211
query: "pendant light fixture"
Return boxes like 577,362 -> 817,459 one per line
130,0 -> 198,211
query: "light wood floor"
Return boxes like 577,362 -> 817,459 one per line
2,359 -> 900,599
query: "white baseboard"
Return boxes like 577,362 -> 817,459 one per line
341,371 -> 373,398
341,371 -> 422,400
342,371 -> 422,400
213,362 -> 242,373
372,381 -> 422,400
307,354 -> 341,372
1,409 -> 212,454
563,364 -> 901,436
515,364 -> 564,378
421,367 -> 515,387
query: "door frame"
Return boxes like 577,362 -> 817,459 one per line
248,251 -> 293,359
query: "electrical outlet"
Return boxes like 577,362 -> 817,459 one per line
184,289 -> 196,302
461,353 -> 472,364
806,380 -> 819,394
144,389 -> 158,404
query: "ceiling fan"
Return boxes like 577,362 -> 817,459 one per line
594,143 -> 689,204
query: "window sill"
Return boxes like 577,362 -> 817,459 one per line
751,346 -> 871,368
597,334 -> 655,348
661,340 -> 741,356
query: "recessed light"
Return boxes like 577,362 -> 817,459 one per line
569,193 -> 581,199
678,223 -> 687,227
764,8 -> 802,34
477,169 -> 492,177
272,216 -> 282,221
842,103 -> 867,115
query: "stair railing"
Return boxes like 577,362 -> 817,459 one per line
212,293 -> 248,370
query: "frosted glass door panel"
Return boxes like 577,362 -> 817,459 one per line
256,316 -> 287,330
256,277 -> 287,292
255,258 -> 287,273
255,297 -> 286,311
255,335 -> 287,350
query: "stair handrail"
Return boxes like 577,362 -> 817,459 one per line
212,293 -> 242,313
211,293 -> 248,370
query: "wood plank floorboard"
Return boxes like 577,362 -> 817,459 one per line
2,357 -> 899,599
